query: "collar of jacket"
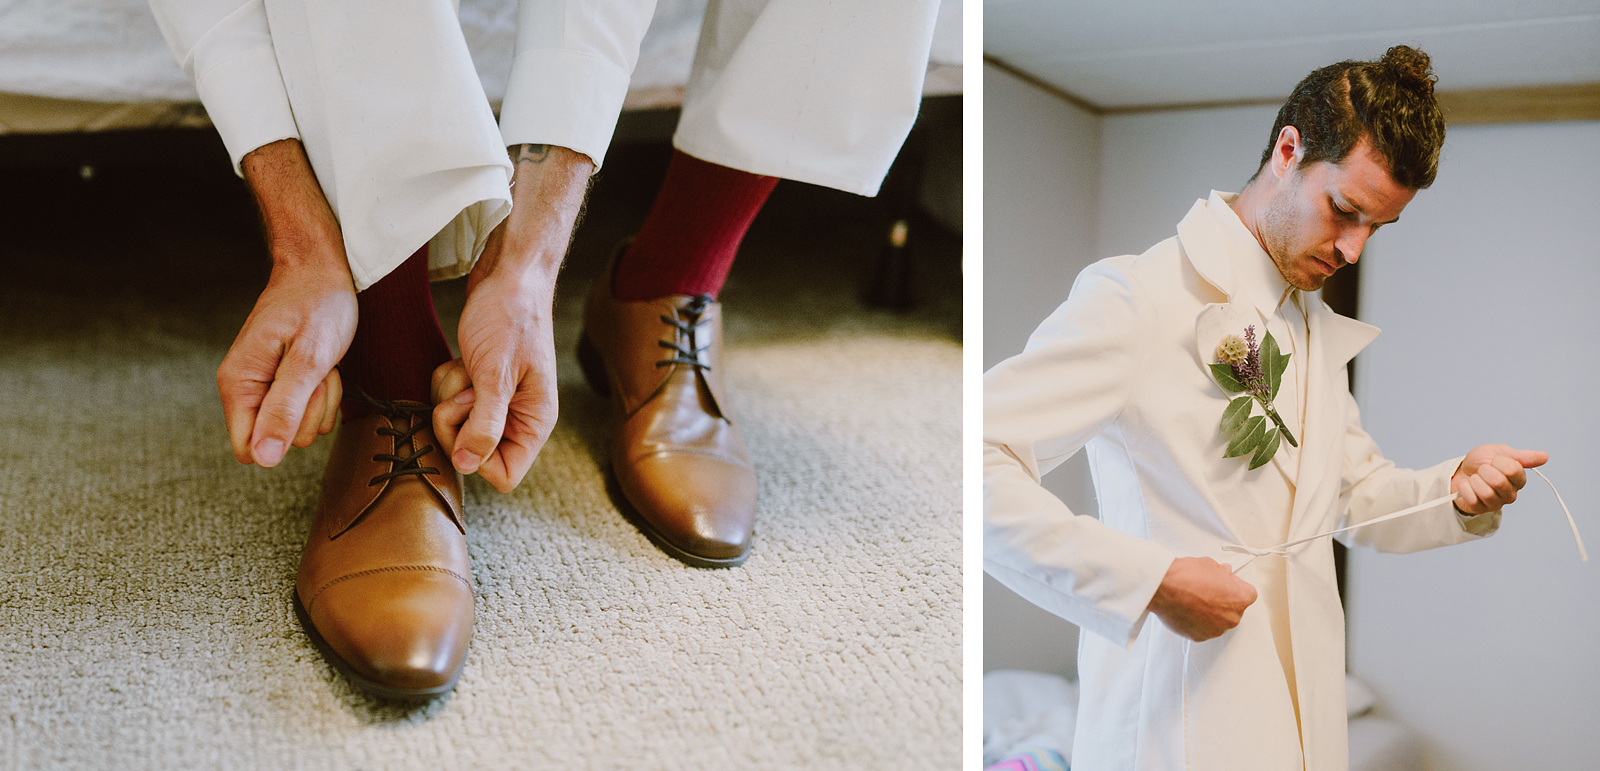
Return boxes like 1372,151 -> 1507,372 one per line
1177,192 -> 1382,373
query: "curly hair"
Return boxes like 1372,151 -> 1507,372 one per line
1256,45 -> 1446,189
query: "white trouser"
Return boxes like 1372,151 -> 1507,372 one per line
147,0 -> 939,290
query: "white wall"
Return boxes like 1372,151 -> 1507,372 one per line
1346,119 -> 1600,770
982,63 -> 1102,369
1097,105 -> 1280,258
981,61 -> 1101,677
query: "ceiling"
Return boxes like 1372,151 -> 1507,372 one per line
985,0 -> 1600,109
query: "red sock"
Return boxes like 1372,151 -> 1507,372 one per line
611,149 -> 779,301
338,244 -> 453,419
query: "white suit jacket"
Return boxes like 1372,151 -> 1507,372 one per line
984,193 -> 1499,770
146,0 -> 937,289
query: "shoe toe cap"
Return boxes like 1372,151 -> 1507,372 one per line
624,453 -> 756,560
307,569 -> 474,693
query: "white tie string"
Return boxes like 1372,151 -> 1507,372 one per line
1532,467 -> 1587,563
1224,467 -> 1585,575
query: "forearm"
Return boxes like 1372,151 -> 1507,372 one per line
1339,454 -> 1493,552
240,139 -> 351,284
983,444 -> 1175,646
471,143 -> 595,288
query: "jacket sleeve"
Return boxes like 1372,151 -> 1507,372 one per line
497,0 -> 658,169
1335,381 -> 1499,552
147,0 -> 300,176
984,260 -> 1177,648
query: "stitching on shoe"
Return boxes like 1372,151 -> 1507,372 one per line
307,565 -> 472,611
627,447 -> 753,470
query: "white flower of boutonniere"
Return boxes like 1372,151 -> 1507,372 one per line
1211,324 -> 1298,470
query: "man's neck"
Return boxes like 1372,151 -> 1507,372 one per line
1228,181 -> 1275,261
1212,188 -> 1295,312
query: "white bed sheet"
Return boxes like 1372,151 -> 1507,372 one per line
0,0 -> 961,106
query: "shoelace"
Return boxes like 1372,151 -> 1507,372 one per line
344,380 -> 442,487
655,294 -> 714,371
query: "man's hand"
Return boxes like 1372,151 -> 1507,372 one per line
219,265 -> 353,466
1453,444 -> 1548,515
431,143 -> 594,493
429,270 -> 559,493
222,139 -> 356,467
1148,557 -> 1259,642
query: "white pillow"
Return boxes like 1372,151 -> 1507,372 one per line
1346,673 -> 1378,718
982,670 -> 1079,765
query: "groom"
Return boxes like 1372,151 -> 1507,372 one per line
984,46 -> 1545,770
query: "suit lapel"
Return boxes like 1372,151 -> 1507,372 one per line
1182,198 -> 1300,487
1176,198 -> 1234,295
1287,299 -> 1381,536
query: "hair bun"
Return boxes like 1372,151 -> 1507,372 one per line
1381,45 -> 1436,89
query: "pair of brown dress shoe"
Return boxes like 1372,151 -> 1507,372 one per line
292,257 -> 757,700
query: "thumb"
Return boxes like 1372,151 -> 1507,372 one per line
1512,448 -> 1549,468
453,371 -> 511,474
249,346 -> 327,468
218,366 -> 270,464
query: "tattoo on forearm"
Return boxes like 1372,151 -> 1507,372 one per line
514,144 -> 552,165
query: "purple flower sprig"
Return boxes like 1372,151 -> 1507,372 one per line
1211,324 -> 1298,469
1237,326 -> 1266,400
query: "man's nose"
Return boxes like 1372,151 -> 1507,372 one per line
1337,229 -> 1370,265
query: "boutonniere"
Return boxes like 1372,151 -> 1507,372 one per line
1211,325 -> 1298,470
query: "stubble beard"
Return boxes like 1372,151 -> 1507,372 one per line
1260,186 -> 1327,292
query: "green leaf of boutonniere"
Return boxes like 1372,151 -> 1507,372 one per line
1248,427 -> 1280,470
1210,363 -> 1245,393
1225,415 -> 1266,458
1218,396 -> 1251,436
1211,325 -> 1295,468
1261,331 -> 1289,401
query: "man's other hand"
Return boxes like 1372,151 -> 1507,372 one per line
1453,444 -> 1548,515
429,266 -> 559,493
430,143 -> 592,493
223,138 -> 356,468
1148,557 -> 1258,642
217,261 -> 354,467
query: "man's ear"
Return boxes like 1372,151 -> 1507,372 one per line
1272,126 -> 1304,181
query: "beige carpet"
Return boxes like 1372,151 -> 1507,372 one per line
0,142 -> 962,769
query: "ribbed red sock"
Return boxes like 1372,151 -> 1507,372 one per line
611,149 -> 779,301
338,244 -> 453,419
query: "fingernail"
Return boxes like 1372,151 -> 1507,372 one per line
454,389 -> 476,404
255,439 -> 285,467
455,449 -> 480,472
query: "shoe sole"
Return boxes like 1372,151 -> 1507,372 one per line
291,590 -> 464,703
580,332 -> 751,570
575,332 -> 614,399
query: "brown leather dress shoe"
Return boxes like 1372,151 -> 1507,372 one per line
293,397 -> 473,701
577,258 -> 758,568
